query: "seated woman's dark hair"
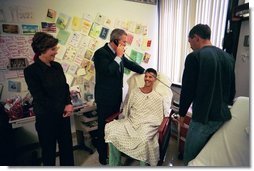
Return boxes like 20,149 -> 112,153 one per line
145,68 -> 157,78
31,32 -> 58,56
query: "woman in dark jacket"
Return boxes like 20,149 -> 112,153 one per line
24,32 -> 74,166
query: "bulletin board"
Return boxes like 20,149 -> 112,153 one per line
0,0 -> 159,102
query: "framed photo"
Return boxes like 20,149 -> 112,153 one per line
21,24 -> 39,34
41,22 -> 56,33
56,13 -> 71,30
46,8 -> 57,22
2,24 -> 19,34
8,80 -> 21,92
143,52 -> 151,63
8,58 -> 28,70
99,27 -> 109,40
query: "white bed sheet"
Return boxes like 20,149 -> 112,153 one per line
188,96 -> 250,166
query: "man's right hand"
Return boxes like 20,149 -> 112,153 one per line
179,116 -> 185,128
116,44 -> 125,57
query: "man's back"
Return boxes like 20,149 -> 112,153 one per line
181,46 -> 235,123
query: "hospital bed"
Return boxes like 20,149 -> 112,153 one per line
188,96 -> 250,166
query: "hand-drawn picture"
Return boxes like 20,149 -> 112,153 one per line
89,22 -> 102,38
9,58 -> 28,70
81,19 -> 92,35
99,27 -> 109,40
46,8 -> 57,22
21,24 -> 39,34
41,22 -> 56,32
143,52 -> 151,63
8,80 -> 21,92
56,29 -> 70,45
84,49 -> 94,60
56,13 -> 71,30
2,24 -> 19,34
129,49 -> 143,64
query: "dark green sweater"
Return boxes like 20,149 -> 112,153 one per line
179,46 -> 235,124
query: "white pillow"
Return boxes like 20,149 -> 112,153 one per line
126,73 -> 173,116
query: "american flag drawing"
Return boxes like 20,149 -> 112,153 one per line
41,22 -> 57,33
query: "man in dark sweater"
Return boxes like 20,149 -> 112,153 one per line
178,24 -> 235,165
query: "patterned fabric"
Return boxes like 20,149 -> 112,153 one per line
105,88 -> 164,166
126,73 -> 173,117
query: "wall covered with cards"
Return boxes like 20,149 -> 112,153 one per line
0,0 -> 158,104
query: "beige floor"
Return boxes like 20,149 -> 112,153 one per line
13,130 -> 184,167
69,136 -> 184,167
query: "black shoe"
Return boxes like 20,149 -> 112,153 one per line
99,158 -> 107,165
99,160 -> 108,165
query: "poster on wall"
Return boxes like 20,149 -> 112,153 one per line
0,0 -> 157,104
129,49 -> 143,64
143,52 -> 151,63
21,24 -> 39,34
8,58 -> 28,70
17,6 -> 34,23
81,19 -> 92,35
46,8 -> 57,22
8,80 -> 21,92
126,33 -> 134,45
68,32 -> 82,47
89,22 -> 102,38
2,24 -> 19,34
71,16 -> 81,31
56,30 -> 70,45
0,35 -> 34,64
41,22 -> 56,33
99,27 -> 109,40
94,13 -> 106,25
56,13 -> 71,30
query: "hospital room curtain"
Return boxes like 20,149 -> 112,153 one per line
158,0 -> 229,83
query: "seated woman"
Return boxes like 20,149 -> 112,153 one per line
105,68 -> 164,166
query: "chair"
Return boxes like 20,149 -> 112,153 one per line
105,73 -> 173,166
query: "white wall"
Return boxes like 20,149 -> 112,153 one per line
0,0 -> 159,101
0,0 -> 159,143
235,20 -> 249,97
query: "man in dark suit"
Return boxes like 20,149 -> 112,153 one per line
93,28 -> 145,165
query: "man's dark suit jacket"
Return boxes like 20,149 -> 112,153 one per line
93,43 -> 145,106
